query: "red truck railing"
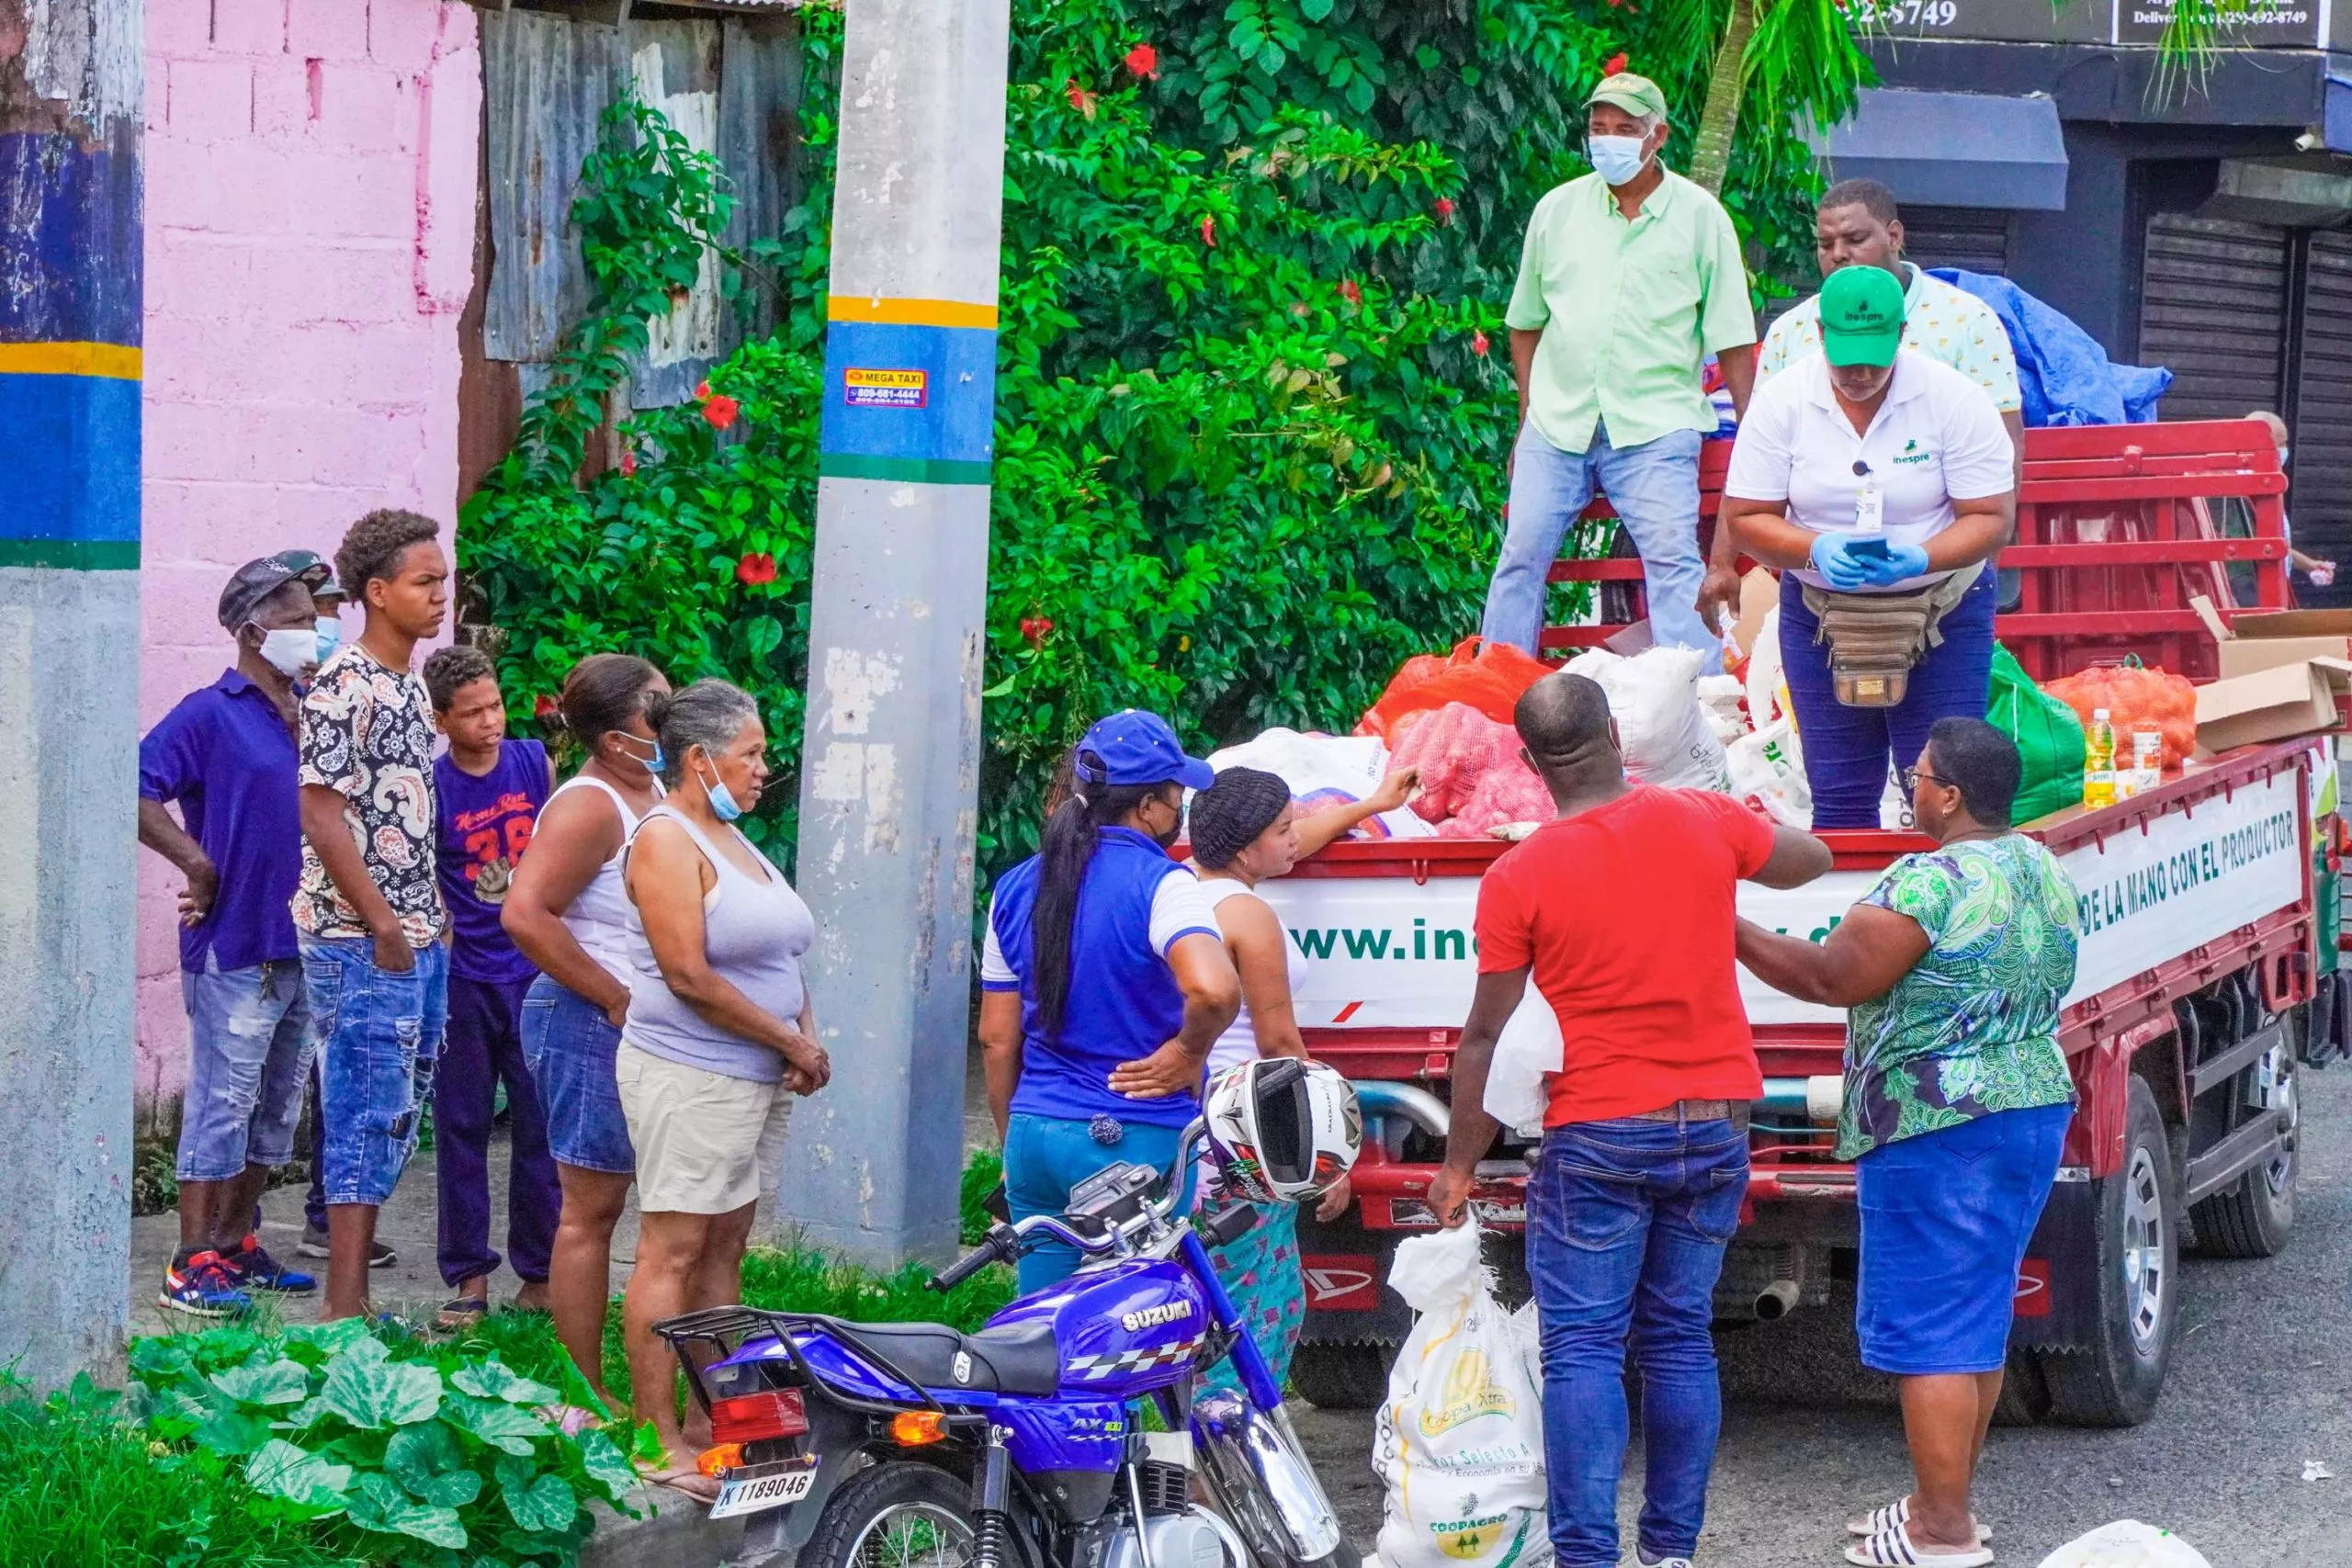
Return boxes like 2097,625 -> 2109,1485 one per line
1540,417 -> 2291,679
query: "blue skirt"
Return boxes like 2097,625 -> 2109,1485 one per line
1856,1103 -> 2071,1375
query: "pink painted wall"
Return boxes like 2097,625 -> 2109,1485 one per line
137,0 -> 481,1122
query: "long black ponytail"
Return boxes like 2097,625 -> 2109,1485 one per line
1032,748 -> 1158,1044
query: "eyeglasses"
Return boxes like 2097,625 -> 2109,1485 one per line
1901,766 -> 1953,793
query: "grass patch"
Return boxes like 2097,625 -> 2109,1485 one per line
0,1377 -> 371,1568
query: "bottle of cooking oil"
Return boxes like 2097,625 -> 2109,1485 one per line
2084,708 -> 2118,809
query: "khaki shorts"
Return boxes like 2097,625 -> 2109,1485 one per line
615,1041 -> 794,1214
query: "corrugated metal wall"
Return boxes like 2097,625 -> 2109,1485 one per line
2138,214 -> 2290,420
1902,207 -> 2012,276
2288,231 -> 2352,584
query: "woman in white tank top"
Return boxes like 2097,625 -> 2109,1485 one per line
1184,762 -> 1415,1393
503,655 -> 669,1415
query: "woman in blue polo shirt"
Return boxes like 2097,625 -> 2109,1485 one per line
979,711 -> 1242,1292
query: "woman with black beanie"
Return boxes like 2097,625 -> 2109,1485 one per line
1185,761 -> 1414,1394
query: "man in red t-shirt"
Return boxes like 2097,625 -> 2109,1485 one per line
1430,672 -> 1828,1568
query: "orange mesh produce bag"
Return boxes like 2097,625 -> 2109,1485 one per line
1357,637 -> 1552,740
2042,663 -> 2199,768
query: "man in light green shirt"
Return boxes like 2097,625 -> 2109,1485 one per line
1483,73 -> 1758,669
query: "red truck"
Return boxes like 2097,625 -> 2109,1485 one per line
1277,418 -> 2344,1427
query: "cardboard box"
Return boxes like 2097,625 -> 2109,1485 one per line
2206,605 -> 2352,680
2195,657 -> 2352,753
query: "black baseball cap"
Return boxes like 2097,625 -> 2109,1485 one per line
219,550 -> 331,630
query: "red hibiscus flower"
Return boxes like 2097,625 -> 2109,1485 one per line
1200,212 -> 1216,247
534,693 -> 559,722
1125,42 -> 1159,79
737,551 -> 778,587
1603,51 -> 1628,73
1020,615 -> 1055,650
1064,77 -> 1097,118
695,379 -> 712,401
1434,197 -> 1456,224
703,394 -> 741,431
1472,330 -> 1491,357
619,449 -> 637,478
1339,278 -> 1363,307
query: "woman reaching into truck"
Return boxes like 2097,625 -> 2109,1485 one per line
1735,718 -> 2082,1568
1183,764 -> 1413,1391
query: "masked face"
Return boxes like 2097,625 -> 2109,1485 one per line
252,625 -> 319,678
1141,787 -> 1184,851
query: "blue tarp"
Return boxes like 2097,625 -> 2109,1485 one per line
1928,268 -> 2173,428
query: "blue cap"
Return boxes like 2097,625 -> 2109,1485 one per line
1074,709 -> 1216,792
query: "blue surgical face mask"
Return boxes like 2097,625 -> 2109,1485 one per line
315,615 -> 343,663
697,756 -> 744,823
1588,133 -> 1648,186
616,730 -> 664,777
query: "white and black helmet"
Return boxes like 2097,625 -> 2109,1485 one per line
1203,1057 -> 1362,1205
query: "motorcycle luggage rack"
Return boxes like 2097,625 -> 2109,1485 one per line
653,1304 -> 956,1419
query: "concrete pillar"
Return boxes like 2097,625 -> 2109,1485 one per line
0,0 -> 145,1386
783,0 -> 1010,1264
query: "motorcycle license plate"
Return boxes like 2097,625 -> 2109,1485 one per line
709,1455 -> 820,1520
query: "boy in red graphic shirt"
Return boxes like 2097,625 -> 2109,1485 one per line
425,646 -> 560,1327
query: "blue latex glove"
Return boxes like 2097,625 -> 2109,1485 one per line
1809,532 -> 1876,592
1858,541 -> 1931,587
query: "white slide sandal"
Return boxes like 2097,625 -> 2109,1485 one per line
1848,1498 -> 1992,1544
1844,1520 -> 1995,1568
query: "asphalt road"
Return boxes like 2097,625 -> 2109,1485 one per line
1291,1066 -> 2352,1568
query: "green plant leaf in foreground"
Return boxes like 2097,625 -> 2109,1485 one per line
321,1337 -> 442,1430
209,1356 -> 312,1408
192,1405 -> 274,1457
444,1391 -> 550,1455
244,1437 -> 356,1517
385,1421 -> 487,1508
451,1358 -> 560,1406
575,1426 -> 639,1501
349,1471 -> 470,1548
500,1460 -> 581,1534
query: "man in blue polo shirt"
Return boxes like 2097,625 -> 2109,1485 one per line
139,553 -> 330,1315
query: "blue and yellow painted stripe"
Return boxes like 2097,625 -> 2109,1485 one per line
0,340 -> 142,570
818,295 -> 999,487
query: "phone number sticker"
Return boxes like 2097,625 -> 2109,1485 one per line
844,367 -> 930,408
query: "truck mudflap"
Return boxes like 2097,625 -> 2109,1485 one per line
2007,1173 -> 2102,1355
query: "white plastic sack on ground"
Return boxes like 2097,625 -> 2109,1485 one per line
1725,717 -> 1811,827
1373,1224 -> 1552,1568
1563,645 -> 1733,793
2032,1521 -> 2211,1568
1744,606 -> 1790,729
1482,987 -> 1562,1139
1696,673 -> 1748,745
1203,728 -> 1433,840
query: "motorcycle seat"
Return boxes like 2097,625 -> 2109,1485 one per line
836,1319 -> 1062,1397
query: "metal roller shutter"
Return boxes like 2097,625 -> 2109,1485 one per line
2139,215 -> 2289,421
1902,207 -> 2011,276
2288,231 -> 2352,597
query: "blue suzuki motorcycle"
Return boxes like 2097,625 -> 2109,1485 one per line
654,1066 -> 1355,1568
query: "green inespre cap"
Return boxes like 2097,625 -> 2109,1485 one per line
1819,265 -> 1906,368
1585,72 -> 1669,123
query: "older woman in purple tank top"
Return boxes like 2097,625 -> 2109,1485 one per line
618,678 -> 832,1497
503,654 -> 669,1415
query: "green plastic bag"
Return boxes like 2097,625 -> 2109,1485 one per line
1986,644 -> 2085,824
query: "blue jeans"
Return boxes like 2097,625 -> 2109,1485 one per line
1779,569 -> 1998,829
436,972 -> 560,1288
521,976 -> 636,1175
1003,1113 -> 1188,1294
176,954 -> 316,1182
1483,422 -> 1715,668
302,936 -> 449,1208
1527,1116 -> 1748,1568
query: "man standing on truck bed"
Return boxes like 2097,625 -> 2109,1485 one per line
1430,672 -> 1831,1568
1481,72 -> 1757,668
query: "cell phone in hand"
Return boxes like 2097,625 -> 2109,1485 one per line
1846,536 -> 1891,559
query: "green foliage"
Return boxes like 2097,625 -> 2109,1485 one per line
461,0 -> 1856,885
131,1320 -> 634,1567
961,1145 -> 1007,1245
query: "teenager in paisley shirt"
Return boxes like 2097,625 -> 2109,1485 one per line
295,508 -> 451,1321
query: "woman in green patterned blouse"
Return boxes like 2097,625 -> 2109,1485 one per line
1737,716 -> 2082,1568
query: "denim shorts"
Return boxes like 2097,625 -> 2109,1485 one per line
176,953 -> 316,1182
1856,1102 -> 2072,1375
521,976 -> 635,1176
302,935 -> 449,1208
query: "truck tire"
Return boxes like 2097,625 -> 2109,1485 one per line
2192,1052 -> 2298,1259
1989,1348 -> 2052,1427
2044,1077 -> 2180,1427
1288,1341 -> 1392,1411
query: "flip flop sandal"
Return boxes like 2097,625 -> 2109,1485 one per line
1849,1500 -> 1992,1544
641,1466 -> 722,1505
436,1296 -> 489,1329
1845,1521 -> 1995,1568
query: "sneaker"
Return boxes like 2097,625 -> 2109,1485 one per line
226,1234 -> 317,1293
296,1224 -> 396,1267
1635,1557 -> 1695,1568
159,1251 -> 253,1318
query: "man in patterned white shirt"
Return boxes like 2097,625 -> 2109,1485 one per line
1701,179 -> 2024,627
